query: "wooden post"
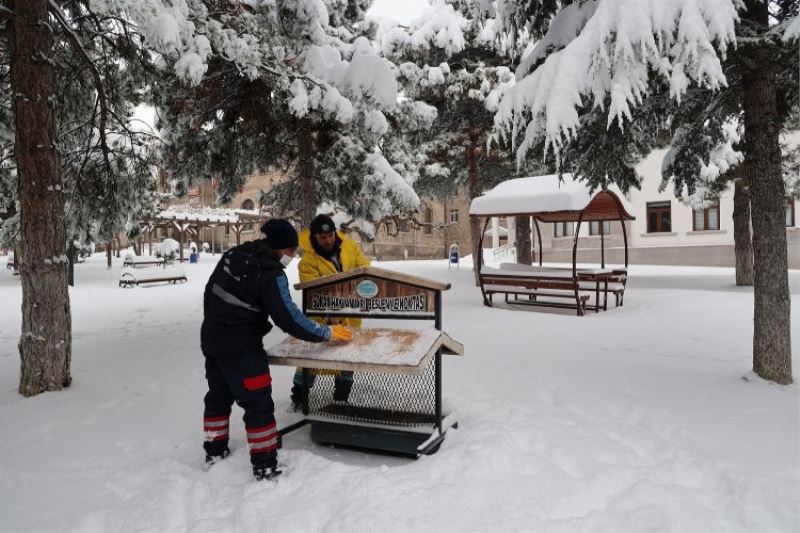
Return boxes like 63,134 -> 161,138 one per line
600,227 -> 605,268
178,224 -> 185,263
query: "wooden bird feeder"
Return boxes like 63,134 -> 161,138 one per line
269,266 -> 464,457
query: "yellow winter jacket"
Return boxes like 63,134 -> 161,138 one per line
298,228 -> 371,328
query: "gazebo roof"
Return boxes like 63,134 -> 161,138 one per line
469,174 -> 635,222
151,205 -> 270,225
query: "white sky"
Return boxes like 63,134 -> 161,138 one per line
367,0 -> 429,25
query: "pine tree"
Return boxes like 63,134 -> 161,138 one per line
494,0 -> 798,384
110,0 -> 420,231
2,0 -> 161,396
380,0 -> 545,279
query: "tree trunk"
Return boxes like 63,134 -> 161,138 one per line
298,126 -> 316,229
11,0 -> 72,396
515,216 -> 532,265
740,8 -> 792,384
467,143 -> 481,285
733,178 -> 754,286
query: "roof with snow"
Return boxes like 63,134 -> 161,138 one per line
469,174 -> 635,222
152,205 -> 270,225
294,266 -> 450,291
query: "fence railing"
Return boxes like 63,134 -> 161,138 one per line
492,242 -> 517,262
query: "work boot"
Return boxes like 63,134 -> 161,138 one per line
290,384 -> 303,411
204,446 -> 230,468
253,463 -> 283,482
333,374 -> 353,403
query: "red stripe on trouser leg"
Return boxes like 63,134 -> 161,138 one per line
248,432 -> 277,444
246,422 -> 276,435
243,373 -> 271,391
250,445 -> 277,455
206,433 -> 229,442
249,439 -> 278,454
204,415 -> 230,423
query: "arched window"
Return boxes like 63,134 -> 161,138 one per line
241,199 -> 255,231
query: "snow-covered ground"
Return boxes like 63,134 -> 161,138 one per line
0,253 -> 798,532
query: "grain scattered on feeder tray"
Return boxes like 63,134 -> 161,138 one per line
340,329 -> 420,348
270,327 -> 441,367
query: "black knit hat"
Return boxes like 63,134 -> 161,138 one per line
310,214 -> 336,236
260,219 -> 299,250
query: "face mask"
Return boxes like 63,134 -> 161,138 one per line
279,254 -> 293,267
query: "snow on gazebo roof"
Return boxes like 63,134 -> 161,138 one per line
469,174 -> 635,222
154,205 -> 270,224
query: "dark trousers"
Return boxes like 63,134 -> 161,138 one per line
203,348 -> 277,467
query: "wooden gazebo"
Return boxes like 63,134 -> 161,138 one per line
469,174 -> 635,315
140,206 -> 271,262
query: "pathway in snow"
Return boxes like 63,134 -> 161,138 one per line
0,254 -> 797,532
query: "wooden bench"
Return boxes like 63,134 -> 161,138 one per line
498,263 -> 627,310
479,267 -> 591,316
119,269 -> 187,288
579,279 -> 626,307
483,283 -> 591,314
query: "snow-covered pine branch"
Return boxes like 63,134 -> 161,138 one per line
494,0 -> 741,166
662,118 -> 744,209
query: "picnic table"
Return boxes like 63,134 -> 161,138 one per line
479,264 -> 627,315
122,255 -> 173,268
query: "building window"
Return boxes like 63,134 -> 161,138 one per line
787,200 -> 796,227
647,201 -> 672,233
424,207 -> 433,235
553,222 -> 574,238
397,218 -> 410,233
589,221 -> 611,235
449,209 -> 459,223
693,202 -> 720,231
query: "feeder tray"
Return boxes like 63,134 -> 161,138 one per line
269,327 -> 463,457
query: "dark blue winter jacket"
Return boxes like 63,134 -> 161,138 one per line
201,239 -> 330,355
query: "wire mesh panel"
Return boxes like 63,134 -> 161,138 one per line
304,361 -> 437,428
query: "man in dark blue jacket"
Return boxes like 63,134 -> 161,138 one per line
201,219 -> 352,482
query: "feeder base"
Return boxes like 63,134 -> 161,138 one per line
310,420 -> 455,458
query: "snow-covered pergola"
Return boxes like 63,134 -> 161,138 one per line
140,205 -> 271,261
469,175 -> 635,315
470,174 -> 635,270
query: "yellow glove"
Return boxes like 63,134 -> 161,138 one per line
330,325 -> 353,342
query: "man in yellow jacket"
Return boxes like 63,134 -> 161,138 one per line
290,214 -> 371,408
